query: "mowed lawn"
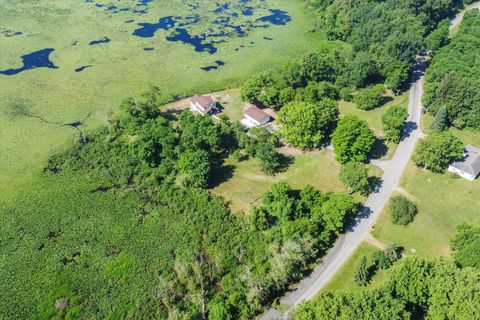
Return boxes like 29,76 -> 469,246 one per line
210,149 -> 346,213
323,241 -> 388,293
339,92 -> 409,136
372,162 -> 480,258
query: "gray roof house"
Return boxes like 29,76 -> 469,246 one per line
448,145 -> 480,181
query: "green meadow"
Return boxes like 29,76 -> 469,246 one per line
0,0 -> 326,193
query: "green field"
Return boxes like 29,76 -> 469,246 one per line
372,162 -> 480,258
0,0 -> 326,193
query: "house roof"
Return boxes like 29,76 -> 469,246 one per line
450,145 -> 480,177
244,106 -> 269,122
191,94 -> 214,106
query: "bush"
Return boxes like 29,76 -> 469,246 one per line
389,196 -> 418,225
339,162 -> 371,195
354,84 -> 385,110
382,106 -> 408,143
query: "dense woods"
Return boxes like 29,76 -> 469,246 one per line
424,10 -> 480,130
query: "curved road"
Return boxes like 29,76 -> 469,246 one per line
263,4 -> 479,319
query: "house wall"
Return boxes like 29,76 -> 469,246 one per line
448,166 -> 475,181
245,114 -> 269,126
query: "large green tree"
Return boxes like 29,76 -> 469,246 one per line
382,106 -> 408,143
339,162 -> 371,195
413,131 -> 464,173
278,99 -> 339,150
332,115 -> 376,164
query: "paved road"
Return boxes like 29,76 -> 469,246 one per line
450,2 -> 480,29
262,5 -> 479,319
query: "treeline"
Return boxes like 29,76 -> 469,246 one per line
424,9 -> 480,130
0,89 -> 361,319
295,224 -> 480,319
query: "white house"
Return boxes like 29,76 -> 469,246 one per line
448,145 -> 480,181
190,94 -> 218,116
242,106 -> 270,128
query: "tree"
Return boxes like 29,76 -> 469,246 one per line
241,72 -> 279,106
385,243 -> 401,263
413,131 -> 464,173
299,52 -> 335,83
255,143 -> 282,175
332,115 -> 376,164
382,60 -> 410,95
339,162 -> 371,195
177,149 -> 212,188
382,106 -> 408,143
278,99 -> 339,150
430,105 -> 449,131
302,81 -> 339,103
425,19 -> 450,53
389,195 -> 418,225
372,251 -> 391,270
354,256 -> 369,286
451,224 -> 480,270
354,84 -> 385,110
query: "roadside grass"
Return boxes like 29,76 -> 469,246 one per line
371,162 -> 480,259
322,241 -> 388,292
0,0 -> 328,194
210,149 -> 346,213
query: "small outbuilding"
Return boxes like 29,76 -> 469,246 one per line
242,105 -> 271,128
448,145 -> 480,181
190,94 -> 218,116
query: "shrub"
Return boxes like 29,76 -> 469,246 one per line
389,195 -> 418,225
413,132 -> 464,173
339,162 -> 371,195
354,84 -> 385,110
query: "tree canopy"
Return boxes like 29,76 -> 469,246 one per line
413,131 -> 464,173
278,99 -> 339,150
332,115 -> 376,164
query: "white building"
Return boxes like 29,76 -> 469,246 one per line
241,105 -> 270,128
190,95 -> 218,116
448,145 -> 480,181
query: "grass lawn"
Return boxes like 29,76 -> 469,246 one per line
210,149 -> 347,213
372,162 -> 480,258
0,0 -> 329,194
323,241 -> 388,293
339,91 -> 409,136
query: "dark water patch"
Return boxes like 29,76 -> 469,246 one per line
62,252 -> 80,265
167,28 -> 216,54
74,65 -> 92,72
0,48 -> 58,76
257,9 -> 291,25
64,121 -> 82,128
125,19 -> 135,23
71,40 -> 78,45
143,47 -> 154,51
133,16 -> 176,37
95,3 -> 104,7
213,2 -> 230,14
201,60 -> 225,71
263,36 -> 273,40
133,9 -> 148,15
1,29 -> 23,37
138,0 -> 153,5
89,37 -> 110,45
242,7 -> 254,16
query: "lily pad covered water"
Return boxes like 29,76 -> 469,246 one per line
0,0 -> 325,191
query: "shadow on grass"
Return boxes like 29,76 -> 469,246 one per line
369,138 -> 388,160
276,153 -> 295,173
209,164 -> 235,188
